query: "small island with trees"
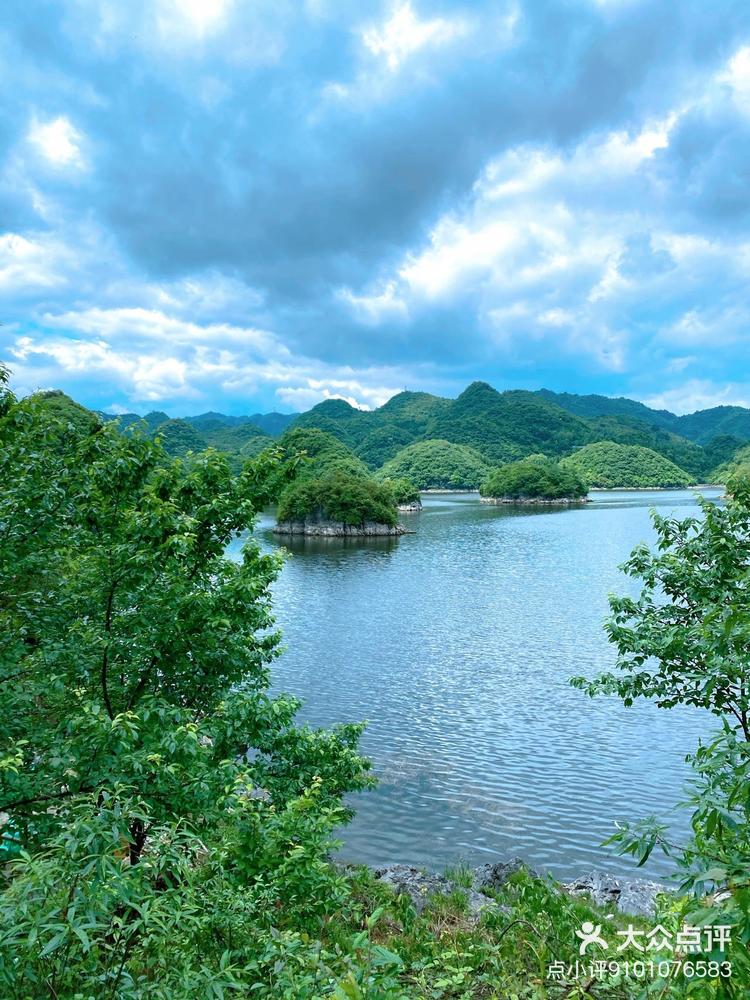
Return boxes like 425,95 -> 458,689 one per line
480,457 -> 589,504
274,471 -> 406,536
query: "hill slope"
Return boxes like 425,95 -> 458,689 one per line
561,442 -> 694,488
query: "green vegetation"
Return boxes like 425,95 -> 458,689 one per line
92,385 -> 750,490
276,471 -> 398,527
153,417 -> 209,457
381,476 -> 421,506
377,439 -> 490,490
34,389 -> 102,434
480,459 -> 587,501
0,365 -> 373,997
572,485 -> 750,991
426,383 -> 593,463
278,426 -> 370,481
710,443 -> 750,485
561,441 -> 694,488
2,364 -> 748,997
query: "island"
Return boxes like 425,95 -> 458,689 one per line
480,458 -> 589,504
274,471 -> 406,536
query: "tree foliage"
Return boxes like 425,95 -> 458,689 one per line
380,477 -> 421,506
0,374 -> 373,995
278,426 -> 370,481
480,459 -> 587,501
572,488 -> 750,988
561,441 -> 694,488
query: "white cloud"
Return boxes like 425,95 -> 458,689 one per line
642,380 -> 750,415
362,2 -> 468,71
157,0 -> 233,38
27,116 -> 85,168
721,45 -> 750,110
338,280 -> 408,323
0,232 -> 74,292
275,379 -> 400,411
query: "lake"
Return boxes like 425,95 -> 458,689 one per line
231,489 -> 723,882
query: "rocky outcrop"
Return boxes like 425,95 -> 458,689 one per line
480,496 -> 591,505
562,870 -> 667,917
274,519 -> 406,536
373,865 -> 504,921
370,860 -> 668,920
397,500 -> 422,512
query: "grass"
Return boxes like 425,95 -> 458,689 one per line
327,866 -> 667,999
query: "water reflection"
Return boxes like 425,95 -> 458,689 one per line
231,489 -> 723,880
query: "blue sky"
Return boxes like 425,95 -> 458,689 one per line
2,0 -> 750,416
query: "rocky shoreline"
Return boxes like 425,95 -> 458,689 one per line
480,496 -> 592,505
274,518 -> 407,536
361,860 -> 667,921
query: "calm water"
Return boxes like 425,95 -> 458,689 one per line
231,489 -> 723,882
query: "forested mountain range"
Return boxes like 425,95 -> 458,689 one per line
34,381 -> 750,487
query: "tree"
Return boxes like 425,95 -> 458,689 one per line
376,439 -> 490,490
571,487 -> 750,991
0,373 -> 372,994
571,488 -> 750,737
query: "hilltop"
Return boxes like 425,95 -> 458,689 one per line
30,382 -> 750,489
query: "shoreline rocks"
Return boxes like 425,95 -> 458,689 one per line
368,859 -> 668,919
274,518 -> 406,537
480,496 -> 591,506
397,500 -> 422,512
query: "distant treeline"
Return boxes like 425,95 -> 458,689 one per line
38,381 -> 750,491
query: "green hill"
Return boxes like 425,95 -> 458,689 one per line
278,427 -> 370,481
672,405 -> 750,445
35,390 -> 102,434
709,444 -> 750,484
289,390 -> 449,466
561,441 -> 694,489
153,419 -> 209,458
536,389 -> 677,430
376,439 -> 491,490
425,382 -> 593,463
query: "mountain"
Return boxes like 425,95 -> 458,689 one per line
539,389 -> 750,447
425,382 -> 595,462
672,406 -> 750,445
290,391 -> 450,467
26,383 -> 750,487
536,389 -> 677,430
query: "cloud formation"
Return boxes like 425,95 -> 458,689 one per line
1,0 -> 749,414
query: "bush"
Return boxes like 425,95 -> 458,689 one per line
277,471 -> 398,526
480,459 -> 587,500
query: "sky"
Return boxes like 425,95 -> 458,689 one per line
2,0 -> 750,417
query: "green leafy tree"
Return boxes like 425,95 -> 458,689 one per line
380,477 -> 421,506
0,370 -> 372,995
572,487 -> 750,991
